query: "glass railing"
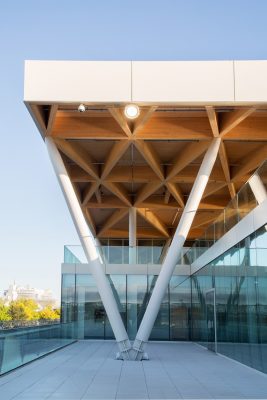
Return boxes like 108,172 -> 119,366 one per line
0,322 -> 76,375
64,244 -> 191,265
184,159 -> 267,264
64,245 -> 86,263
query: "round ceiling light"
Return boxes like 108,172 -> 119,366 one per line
124,104 -> 140,119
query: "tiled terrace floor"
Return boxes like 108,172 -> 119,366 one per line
1,341 -> 267,399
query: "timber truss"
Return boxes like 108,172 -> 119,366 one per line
28,103 -> 267,241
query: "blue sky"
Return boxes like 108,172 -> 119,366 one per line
1,0 -> 267,300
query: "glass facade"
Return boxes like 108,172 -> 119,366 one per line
62,273 -> 191,342
62,224 -> 267,373
191,224 -> 267,373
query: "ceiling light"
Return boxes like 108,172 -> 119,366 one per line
78,104 -> 86,113
124,104 -> 140,119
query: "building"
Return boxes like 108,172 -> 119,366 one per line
3,282 -> 57,309
25,60 -> 267,372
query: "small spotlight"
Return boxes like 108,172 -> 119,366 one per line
124,104 -> 140,119
78,104 -> 86,113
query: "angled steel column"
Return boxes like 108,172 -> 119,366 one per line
46,137 -> 131,359
249,173 -> 267,204
132,138 -> 221,360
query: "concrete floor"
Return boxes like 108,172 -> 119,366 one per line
0,341 -> 267,399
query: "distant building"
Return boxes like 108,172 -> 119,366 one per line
2,283 -> 57,309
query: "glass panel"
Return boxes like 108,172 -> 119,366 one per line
137,245 -> 153,264
105,275 -> 126,339
76,275 -> 105,339
149,276 -> 169,340
224,197 -> 239,231
170,276 -> 190,340
61,274 -> 76,323
238,183 -> 257,220
126,275 -> 147,340
109,246 -> 123,264
206,290 -> 216,352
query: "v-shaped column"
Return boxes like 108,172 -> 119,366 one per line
132,138 -> 221,360
46,138 -> 131,359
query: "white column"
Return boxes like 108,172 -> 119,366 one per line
46,138 -> 131,359
249,173 -> 267,204
129,207 -> 137,264
132,138 -> 221,360
95,238 -> 104,264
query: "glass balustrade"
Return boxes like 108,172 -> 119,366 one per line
64,244 -> 190,266
0,322 -> 76,375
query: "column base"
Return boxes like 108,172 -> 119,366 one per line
116,339 -> 149,361
131,338 -> 148,361
116,338 -> 132,360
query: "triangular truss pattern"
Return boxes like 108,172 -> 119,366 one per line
29,103 -> 267,241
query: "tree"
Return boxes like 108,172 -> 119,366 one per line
38,306 -> 59,320
0,300 -> 11,321
8,299 -> 39,321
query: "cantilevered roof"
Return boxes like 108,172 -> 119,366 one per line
24,60 -> 267,240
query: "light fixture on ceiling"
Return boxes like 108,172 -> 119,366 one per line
124,104 -> 140,119
78,104 -> 86,112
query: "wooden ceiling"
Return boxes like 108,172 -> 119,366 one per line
29,103 -> 267,241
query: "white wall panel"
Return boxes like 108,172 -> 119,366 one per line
234,60 -> 267,102
24,61 -> 132,103
132,61 -> 235,103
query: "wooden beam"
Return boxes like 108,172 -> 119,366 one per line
83,208 -> 96,236
191,211 -> 221,229
86,197 -> 128,209
137,208 -> 170,238
132,106 -> 157,135
232,144 -> 267,181
85,197 -> 227,211
136,116 -> 213,140
51,113 -> 128,140
95,188 -> 102,204
82,182 -> 100,206
98,228 -> 165,239
50,110 -> 267,141
46,105 -> 58,136
202,182 -> 227,199
101,140 -> 131,180
205,108 -> 235,198
165,182 -> 184,207
220,108 -> 256,138
134,181 -> 162,205
134,140 -> 164,180
108,107 -> 132,138
103,181 -> 132,206
167,141 -> 210,180
206,106 -> 219,137
54,138 -> 99,179
97,209 -> 129,236
203,112 -> 235,198
30,104 -> 47,136
219,142 -> 236,198
164,190 -> 171,204
70,164 -> 230,184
